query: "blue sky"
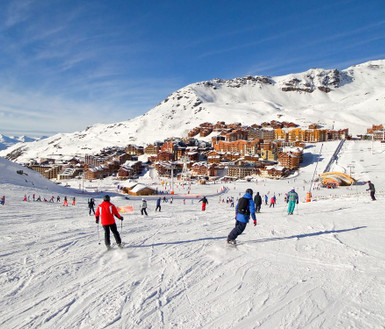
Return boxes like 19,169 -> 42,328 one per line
1,0 -> 384,137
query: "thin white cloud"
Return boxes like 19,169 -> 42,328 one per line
3,0 -> 34,28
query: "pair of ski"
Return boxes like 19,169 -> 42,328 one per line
105,242 -> 125,251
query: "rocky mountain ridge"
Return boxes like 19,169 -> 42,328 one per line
1,59 -> 384,163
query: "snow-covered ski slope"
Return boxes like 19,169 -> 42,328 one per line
1,140 -> 384,329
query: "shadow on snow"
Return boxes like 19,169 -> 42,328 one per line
124,226 -> 366,248
249,226 -> 367,243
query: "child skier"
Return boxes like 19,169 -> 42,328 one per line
88,198 -> 95,215
141,198 -> 148,216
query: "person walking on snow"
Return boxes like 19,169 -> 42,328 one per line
140,198 -> 148,216
155,197 -> 161,212
63,196 -> 68,206
88,198 -> 95,215
287,188 -> 299,215
269,195 -> 276,208
254,192 -> 262,213
95,195 -> 124,249
227,189 -> 257,245
366,181 -> 376,201
199,196 -> 208,211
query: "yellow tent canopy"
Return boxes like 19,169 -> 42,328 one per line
319,172 -> 356,186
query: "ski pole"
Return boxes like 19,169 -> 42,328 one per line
97,224 -> 101,245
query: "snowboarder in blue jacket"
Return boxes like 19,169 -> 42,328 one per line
227,189 -> 257,244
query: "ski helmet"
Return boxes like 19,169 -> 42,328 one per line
246,188 -> 253,195
103,195 -> 110,202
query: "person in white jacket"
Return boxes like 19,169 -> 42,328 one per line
141,198 -> 148,216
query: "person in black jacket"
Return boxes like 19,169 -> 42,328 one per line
367,181 -> 376,201
253,192 -> 262,213
88,198 -> 95,215
199,196 -> 208,211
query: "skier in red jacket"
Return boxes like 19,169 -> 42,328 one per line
95,195 -> 124,249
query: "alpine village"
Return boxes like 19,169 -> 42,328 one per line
16,121 -> 385,195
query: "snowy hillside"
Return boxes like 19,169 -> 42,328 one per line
0,157 -> 81,194
0,140 -> 384,328
1,59 -> 385,163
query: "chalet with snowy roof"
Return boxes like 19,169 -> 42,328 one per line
191,162 -> 210,177
185,149 -> 199,162
207,151 -> 221,164
57,165 -> 83,180
227,162 -> 259,179
189,162 -> 217,177
259,165 -> 288,179
154,162 -> 183,177
243,154 -> 260,162
157,151 -> 175,162
121,183 -> 156,196
200,127 -> 213,137
117,160 -> 142,179
84,166 -> 105,180
126,144 -> 144,155
144,142 -> 163,154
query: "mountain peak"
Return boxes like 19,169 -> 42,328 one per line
1,59 -> 385,163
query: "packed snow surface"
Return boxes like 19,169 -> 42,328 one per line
1,140 -> 384,328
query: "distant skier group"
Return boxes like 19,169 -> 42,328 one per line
92,179 -> 377,249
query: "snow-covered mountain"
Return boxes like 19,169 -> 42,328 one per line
0,134 -> 40,151
1,59 -> 385,163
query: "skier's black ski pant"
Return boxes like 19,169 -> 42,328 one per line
228,221 -> 247,241
103,223 -> 121,246
370,191 -> 376,200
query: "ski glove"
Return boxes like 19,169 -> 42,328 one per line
95,217 -> 99,224
254,220 -> 257,226
120,216 -> 124,221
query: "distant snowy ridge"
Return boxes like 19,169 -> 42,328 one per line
1,59 -> 385,163
0,134 -> 40,151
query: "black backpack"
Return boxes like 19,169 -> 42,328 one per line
237,197 -> 250,215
